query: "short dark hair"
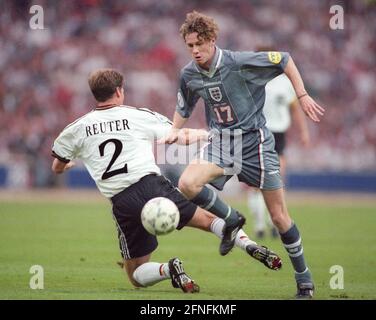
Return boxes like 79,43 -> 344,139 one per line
88,69 -> 124,102
180,11 -> 219,42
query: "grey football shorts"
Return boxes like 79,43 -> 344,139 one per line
200,127 -> 283,191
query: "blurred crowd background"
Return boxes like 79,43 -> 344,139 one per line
0,0 -> 375,188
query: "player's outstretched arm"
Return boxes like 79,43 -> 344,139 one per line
52,158 -> 75,174
284,56 -> 325,123
157,111 -> 189,144
291,100 -> 310,147
176,129 -> 209,145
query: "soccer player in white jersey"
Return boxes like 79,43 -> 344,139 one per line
51,69 -> 282,294
249,57 -> 311,239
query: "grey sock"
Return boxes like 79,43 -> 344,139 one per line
295,268 -> 313,284
280,223 -> 313,283
191,186 -> 238,225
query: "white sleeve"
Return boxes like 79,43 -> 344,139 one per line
52,123 -> 82,162
139,109 -> 172,140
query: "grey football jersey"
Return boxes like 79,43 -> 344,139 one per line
176,48 -> 290,131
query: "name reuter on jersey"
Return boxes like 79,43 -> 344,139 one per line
85,119 -> 130,137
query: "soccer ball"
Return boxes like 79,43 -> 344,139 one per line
141,197 -> 180,236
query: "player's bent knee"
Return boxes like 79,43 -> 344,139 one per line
178,178 -> 189,193
124,255 -> 151,288
270,214 -> 284,229
124,264 -> 144,288
130,277 -> 144,288
270,212 -> 290,231
178,177 -> 198,196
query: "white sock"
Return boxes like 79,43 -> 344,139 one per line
210,218 -> 257,251
248,190 -> 267,232
132,262 -> 170,287
236,228 -> 257,250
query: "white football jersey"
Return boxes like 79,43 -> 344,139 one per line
52,105 -> 172,198
263,74 -> 296,133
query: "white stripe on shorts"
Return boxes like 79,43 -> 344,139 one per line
111,209 -> 131,259
258,128 -> 265,189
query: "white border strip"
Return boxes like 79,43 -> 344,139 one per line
289,248 -> 304,258
111,208 -> 131,259
215,49 -> 223,69
258,128 -> 265,189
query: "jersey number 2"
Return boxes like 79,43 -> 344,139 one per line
99,139 -> 128,180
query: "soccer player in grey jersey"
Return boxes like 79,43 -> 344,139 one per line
160,11 -> 325,298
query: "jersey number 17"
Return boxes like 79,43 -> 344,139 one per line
213,105 -> 235,124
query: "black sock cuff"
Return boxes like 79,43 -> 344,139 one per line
191,186 -> 213,208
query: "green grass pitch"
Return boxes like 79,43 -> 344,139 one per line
0,194 -> 375,300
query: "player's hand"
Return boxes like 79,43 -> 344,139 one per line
157,128 -> 180,144
299,95 -> 325,123
64,161 -> 76,171
177,129 -> 209,145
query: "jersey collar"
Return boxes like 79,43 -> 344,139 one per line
95,104 -> 119,111
194,47 -> 222,78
